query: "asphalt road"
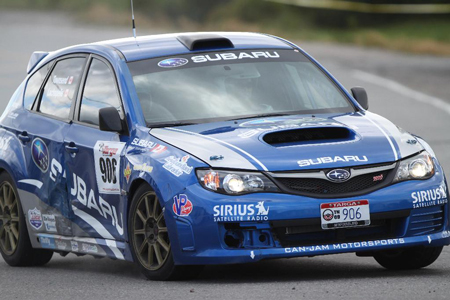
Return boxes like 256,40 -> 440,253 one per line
1,10 -> 450,300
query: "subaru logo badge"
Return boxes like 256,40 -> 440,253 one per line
157,58 -> 188,68
31,138 -> 49,173
326,169 -> 351,182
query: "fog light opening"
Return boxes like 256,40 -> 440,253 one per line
224,230 -> 242,248
259,234 -> 267,243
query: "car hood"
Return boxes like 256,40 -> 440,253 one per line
150,112 -> 424,172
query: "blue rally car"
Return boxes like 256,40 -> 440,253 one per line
0,32 -> 448,280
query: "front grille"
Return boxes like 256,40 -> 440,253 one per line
274,169 -> 391,198
407,206 -> 445,236
271,210 -> 408,248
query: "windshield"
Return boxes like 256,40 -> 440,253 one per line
127,49 -> 354,126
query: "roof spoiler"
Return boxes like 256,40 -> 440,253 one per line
27,51 -> 49,74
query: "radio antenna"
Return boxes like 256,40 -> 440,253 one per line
131,0 -> 137,39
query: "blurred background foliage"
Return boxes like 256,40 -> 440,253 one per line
2,0 -> 450,55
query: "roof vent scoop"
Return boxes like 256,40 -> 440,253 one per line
177,34 -> 234,51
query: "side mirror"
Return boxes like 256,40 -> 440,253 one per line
99,107 -> 123,133
351,87 -> 368,110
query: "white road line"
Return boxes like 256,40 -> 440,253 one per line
352,70 -> 450,115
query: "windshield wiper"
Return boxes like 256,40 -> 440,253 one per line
148,121 -> 198,128
225,113 -> 295,122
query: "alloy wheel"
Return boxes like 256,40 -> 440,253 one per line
0,182 -> 20,256
132,191 -> 170,270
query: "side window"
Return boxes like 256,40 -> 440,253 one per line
79,59 -> 122,126
39,57 -> 85,119
24,62 -> 52,110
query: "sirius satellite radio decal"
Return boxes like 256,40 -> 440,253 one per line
31,138 -> 49,172
158,58 -> 189,68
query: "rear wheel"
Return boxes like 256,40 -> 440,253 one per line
128,184 -> 203,280
373,246 -> 443,270
0,172 -> 53,266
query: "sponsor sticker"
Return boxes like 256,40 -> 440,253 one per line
285,238 -> 406,253
71,173 -> 124,236
55,238 -> 68,250
53,75 -> 72,85
93,141 -> 126,194
133,163 -> 153,173
31,138 -> 49,172
163,155 -> 193,177
42,214 -> 57,233
28,208 -> 43,230
71,241 -> 79,252
130,138 -> 167,153
411,185 -> 447,209
81,243 -> 98,254
46,89 -> 64,97
191,51 -> 280,64
213,201 -> 270,222
124,163 -> 132,184
40,236 -> 55,249
173,194 -> 193,216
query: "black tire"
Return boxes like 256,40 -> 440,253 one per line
0,172 -> 53,266
373,246 -> 443,270
128,183 -> 203,281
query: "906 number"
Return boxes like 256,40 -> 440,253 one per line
342,207 -> 362,221
99,157 -> 117,184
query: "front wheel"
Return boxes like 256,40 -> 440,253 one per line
0,172 -> 53,266
128,184 -> 203,280
373,246 -> 443,270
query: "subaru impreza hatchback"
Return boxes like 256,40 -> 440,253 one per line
0,32 -> 448,280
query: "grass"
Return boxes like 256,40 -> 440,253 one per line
2,1 -> 450,56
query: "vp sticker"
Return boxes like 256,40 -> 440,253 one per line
173,194 -> 193,216
94,141 -> 126,194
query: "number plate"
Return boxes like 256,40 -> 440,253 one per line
320,200 -> 370,230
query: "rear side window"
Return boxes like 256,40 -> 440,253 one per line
39,57 -> 85,119
79,58 -> 122,126
24,63 -> 52,110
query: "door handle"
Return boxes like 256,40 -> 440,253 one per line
65,142 -> 79,154
18,131 -> 30,143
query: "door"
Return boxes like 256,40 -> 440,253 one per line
17,56 -> 87,239
64,56 -> 127,241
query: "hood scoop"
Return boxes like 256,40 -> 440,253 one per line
262,127 -> 357,146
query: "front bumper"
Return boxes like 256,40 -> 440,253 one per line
166,168 -> 449,265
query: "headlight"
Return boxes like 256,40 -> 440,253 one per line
196,169 -> 280,195
393,151 -> 435,183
